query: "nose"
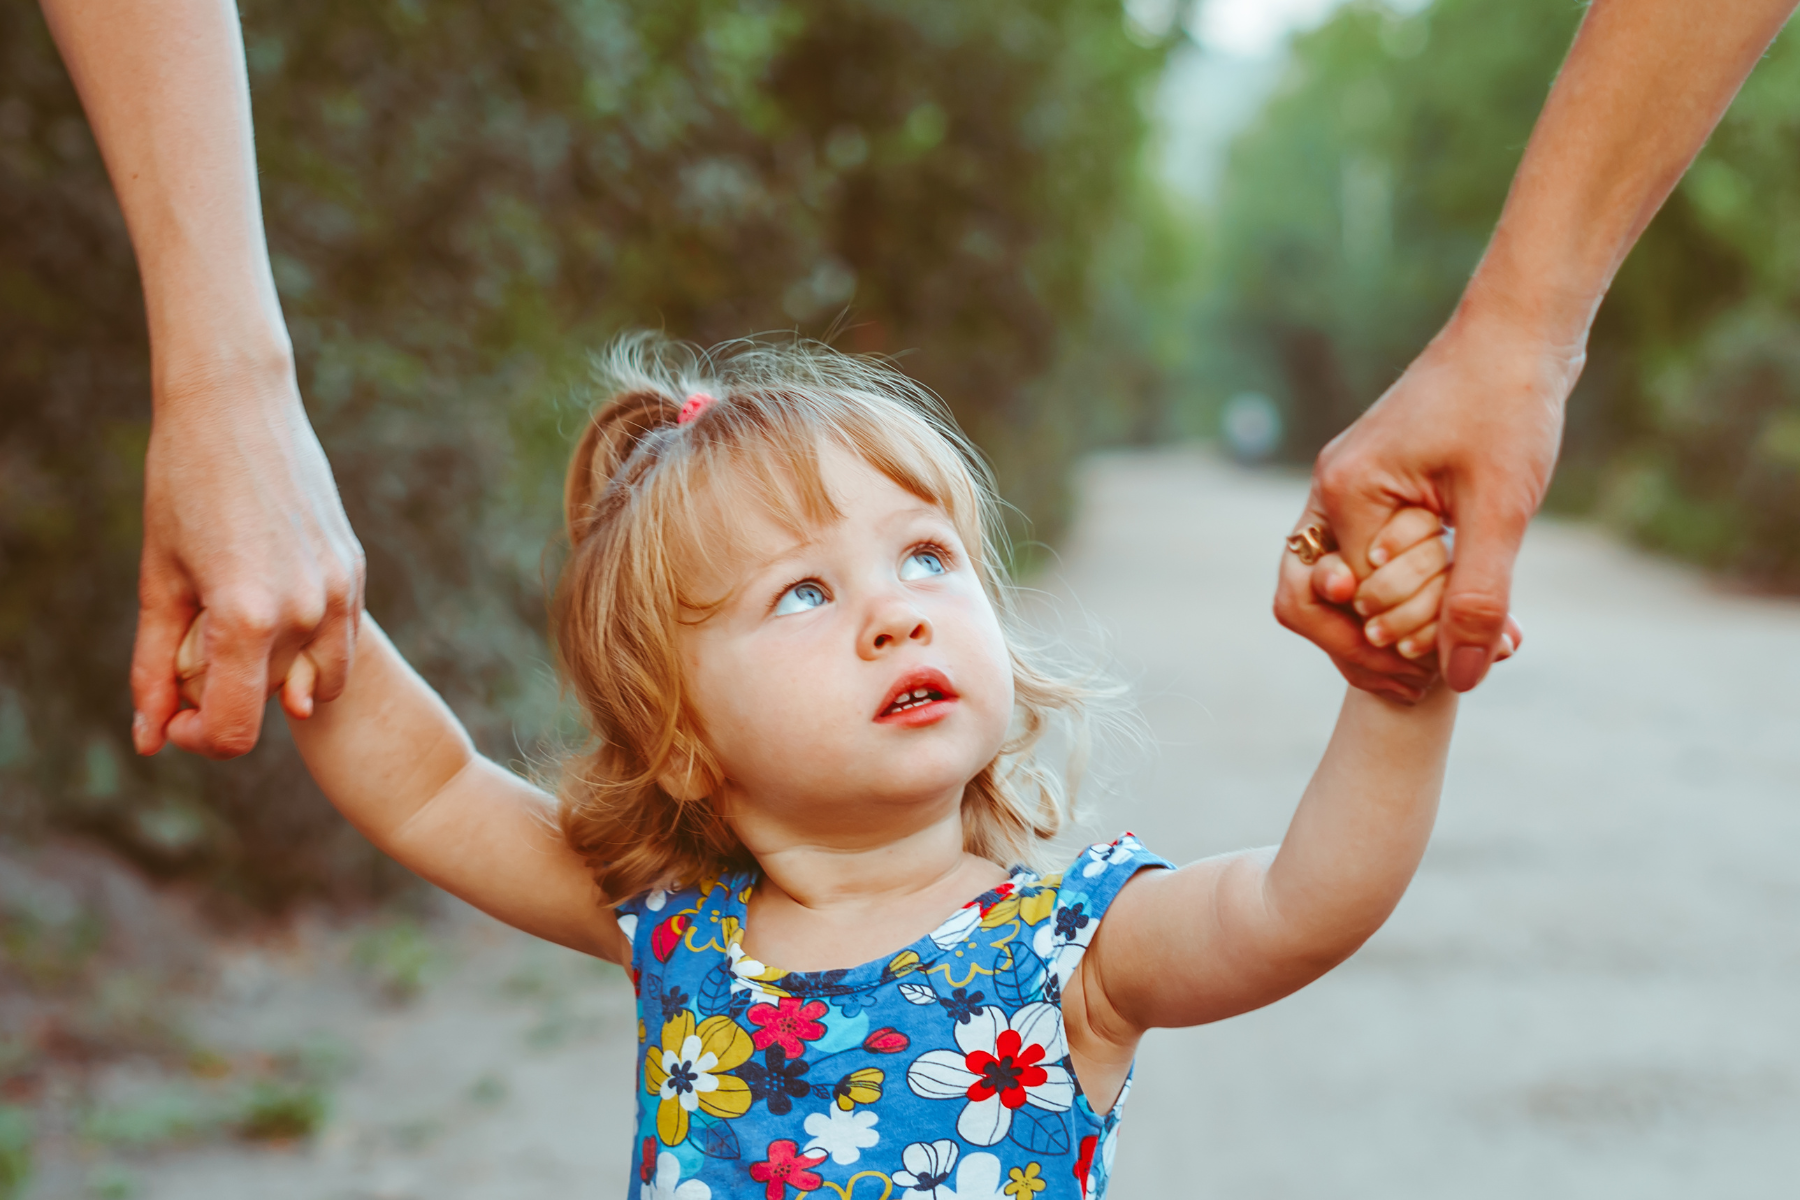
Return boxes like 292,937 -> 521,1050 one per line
859,595 -> 932,659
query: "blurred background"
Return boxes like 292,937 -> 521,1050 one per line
3,0 -> 1800,1195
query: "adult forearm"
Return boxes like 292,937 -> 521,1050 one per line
39,0 -> 290,392
1464,0 -> 1796,346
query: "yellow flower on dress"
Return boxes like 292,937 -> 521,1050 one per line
642,1010 -> 753,1145
1006,1162 -> 1047,1197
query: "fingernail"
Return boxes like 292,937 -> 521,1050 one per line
1369,547 -> 1389,567
1447,645 -> 1489,692
1353,598 -> 1372,616
1397,637 -> 1420,658
1365,621 -> 1390,647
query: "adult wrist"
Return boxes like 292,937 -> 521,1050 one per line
151,325 -> 298,417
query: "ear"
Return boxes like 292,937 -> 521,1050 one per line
656,730 -> 718,803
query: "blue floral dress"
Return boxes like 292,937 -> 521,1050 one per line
614,833 -> 1171,1200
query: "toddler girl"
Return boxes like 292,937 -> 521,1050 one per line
191,338 -> 1480,1198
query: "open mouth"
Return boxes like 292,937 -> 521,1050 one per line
883,687 -> 947,715
876,669 -> 959,720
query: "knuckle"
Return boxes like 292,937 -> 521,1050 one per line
1442,590 -> 1508,635
211,593 -> 283,640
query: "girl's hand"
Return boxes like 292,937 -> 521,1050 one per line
1312,508 -> 1521,663
176,611 -> 322,719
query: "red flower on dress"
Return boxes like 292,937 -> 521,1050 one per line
963,1028 -> 1048,1109
1073,1134 -> 1099,1198
747,1139 -> 828,1200
651,913 -> 690,963
862,1026 -> 910,1054
746,996 -> 828,1057
639,1137 -> 655,1184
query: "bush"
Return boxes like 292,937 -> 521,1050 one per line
0,0 -> 1168,906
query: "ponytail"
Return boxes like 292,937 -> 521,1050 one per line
564,389 -> 679,548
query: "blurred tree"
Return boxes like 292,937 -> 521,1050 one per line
0,0 -> 1168,907
1206,0 -> 1800,587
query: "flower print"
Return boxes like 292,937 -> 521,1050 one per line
644,1151 -> 712,1200
831,1067 -> 884,1111
642,1011 -> 754,1146
728,941 -> 785,997
660,984 -> 693,1022
738,1045 -> 812,1116
619,912 -> 640,943
1016,884 -> 1056,927
1080,835 -> 1140,878
640,1137 -> 656,1184
802,1105 -> 880,1165
862,1027 -> 910,1054
747,996 -> 829,1058
927,902 -> 983,949
1032,900 -> 1100,1000
1072,1135 -> 1099,1200
652,912 -> 691,963
833,987 -> 881,1018
1052,901 -> 1089,942
645,887 -> 670,912
1004,1163 -> 1046,1198
894,1144 -> 1008,1200
938,986 -> 986,1025
906,1001 -> 1074,1145
892,1140 -> 958,1198
747,1139 -> 828,1200
941,1153 -> 1007,1200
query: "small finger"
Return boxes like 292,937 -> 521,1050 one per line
281,653 -> 319,720
1310,553 -> 1359,605
1366,507 -> 1443,569
1365,574 -> 1447,648
1355,534 -> 1449,615
304,606 -> 357,704
1397,621 -> 1437,660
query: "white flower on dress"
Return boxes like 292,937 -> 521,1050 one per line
618,912 -> 639,942
643,1151 -> 710,1200
1081,836 -> 1139,878
1031,901 -> 1099,996
892,1139 -> 958,1198
727,941 -> 779,996
645,888 -> 670,912
892,1143 -> 1007,1200
941,1153 -> 1006,1200
927,902 -> 983,949
802,1106 -> 880,1165
905,1001 -> 1074,1145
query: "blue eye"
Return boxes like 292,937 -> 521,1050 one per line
773,581 -> 828,616
900,549 -> 947,581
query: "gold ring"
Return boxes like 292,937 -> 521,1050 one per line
1285,523 -> 1337,566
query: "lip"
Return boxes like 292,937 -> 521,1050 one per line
874,667 -> 961,726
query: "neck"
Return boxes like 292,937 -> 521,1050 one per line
728,788 -> 986,915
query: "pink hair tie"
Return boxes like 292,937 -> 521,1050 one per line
676,392 -> 716,425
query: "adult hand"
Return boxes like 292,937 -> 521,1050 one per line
1274,308 -> 1578,694
131,356 -> 364,759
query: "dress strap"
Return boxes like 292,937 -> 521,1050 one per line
1035,832 -> 1172,1002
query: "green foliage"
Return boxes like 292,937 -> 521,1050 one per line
0,0 -> 1168,901
1207,0 -> 1800,587
0,1105 -> 29,1200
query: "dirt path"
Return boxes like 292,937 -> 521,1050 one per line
62,449 -> 1800,1198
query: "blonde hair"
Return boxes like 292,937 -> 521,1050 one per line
554,334 -> 1098,906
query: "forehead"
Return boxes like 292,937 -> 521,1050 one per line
668,437 -> 966,607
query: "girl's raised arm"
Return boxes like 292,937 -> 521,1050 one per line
1078,685 -> 1455,1038
284,618 -> 628,963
